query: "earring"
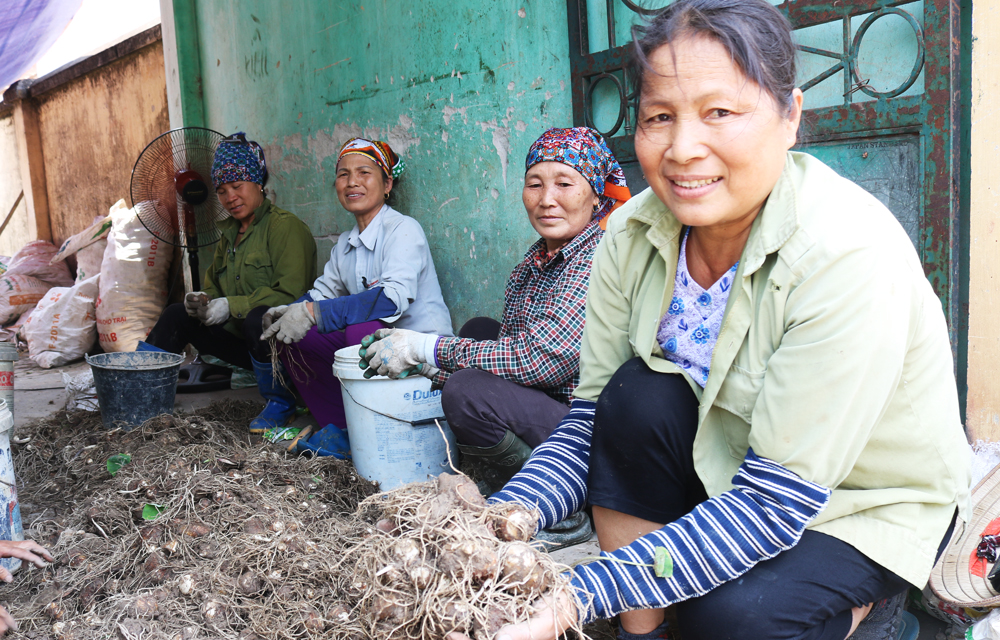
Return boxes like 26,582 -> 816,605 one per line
384,193 -> 389,201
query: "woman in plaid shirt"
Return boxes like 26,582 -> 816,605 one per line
359,127 -> 629,542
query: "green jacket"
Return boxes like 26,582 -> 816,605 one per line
203,198 -> 317,337
579,151 -> 971,588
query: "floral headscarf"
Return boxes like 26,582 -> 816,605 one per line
338,137 -> 405,179
525,127 -> 631,227
211,132 -> 266,190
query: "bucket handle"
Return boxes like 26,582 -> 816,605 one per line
340,382 -> 445,428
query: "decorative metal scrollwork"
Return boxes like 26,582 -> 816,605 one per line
584,72 -> 631,138
797,7 -> 925,104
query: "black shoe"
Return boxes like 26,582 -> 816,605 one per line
458,430 -> 533,495
533,512 -> 593,552
848,591 -> 906,640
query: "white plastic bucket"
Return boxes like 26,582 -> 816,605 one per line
0,401 -> 23,573
333,346 -> 458,491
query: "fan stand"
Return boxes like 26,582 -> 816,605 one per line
175,196 -> 232,394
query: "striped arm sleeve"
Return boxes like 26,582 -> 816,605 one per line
488,399 -> 595,532
568,449 -> 832,623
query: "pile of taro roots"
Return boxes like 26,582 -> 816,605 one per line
0,402 -> 607,640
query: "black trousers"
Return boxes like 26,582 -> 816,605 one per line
145,303 -> 271,371
440,317 -> 571,448
589,358 -> 912,640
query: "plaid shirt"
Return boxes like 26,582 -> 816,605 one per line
434,220 -> 603,403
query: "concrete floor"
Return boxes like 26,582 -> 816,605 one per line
10,356 -> 953,639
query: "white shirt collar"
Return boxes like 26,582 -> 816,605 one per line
347,205 -> 388,251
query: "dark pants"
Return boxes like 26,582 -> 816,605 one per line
441,317 -> 570,448
589,358 -> 910,640
145,303 -> 271,370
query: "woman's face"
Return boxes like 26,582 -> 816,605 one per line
522,161 -> 600,253
634,35 -> 802,233
216,181 -> 264,225
335,154 -> 392,219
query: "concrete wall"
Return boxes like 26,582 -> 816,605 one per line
0,115 -> 30,258
34,40 -> 169,245
966,2 -> 1000,442
190,1 -> 573,326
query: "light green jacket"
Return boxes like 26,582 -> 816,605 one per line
578,151 -> 971,588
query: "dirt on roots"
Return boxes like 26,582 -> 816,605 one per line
5,400 -> 620,640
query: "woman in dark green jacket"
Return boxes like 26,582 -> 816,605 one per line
142,133 -> 317,433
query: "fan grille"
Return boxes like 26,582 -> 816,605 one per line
130,128 -> 228,248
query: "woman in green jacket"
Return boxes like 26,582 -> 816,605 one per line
143,133 -> 317,434
469,2 -> 972,640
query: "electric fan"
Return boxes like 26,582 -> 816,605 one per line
130,127 -> 231,392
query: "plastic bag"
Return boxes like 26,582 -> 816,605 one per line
73,239 -> 105,283
95,203 -> 173,351
23,275 -> 99,369
50,201 -> 120,266
0,274 -> 52,325
63,370 -> 98,412
5,240 -> 73,287
968,609 -> 1000,639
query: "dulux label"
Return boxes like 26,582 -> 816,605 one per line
403,388 -> 442,405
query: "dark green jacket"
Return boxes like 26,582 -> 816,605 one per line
203,198 -> 317,337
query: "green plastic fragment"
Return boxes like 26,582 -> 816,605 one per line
141,504 -> 165,521
106,454 -> 131,477
653,546 -> 673,578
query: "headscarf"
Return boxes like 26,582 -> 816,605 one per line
525,127 -> 631,228
211,132 -> 267,190
338,137 -> 405,179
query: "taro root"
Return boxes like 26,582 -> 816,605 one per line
500,542 -> 550,594
131,594 -> 159,618
78,578 -> 105,610
415,492 -> 455,524
201,597 -> 227,624
243,518 -> 266,535
44,601 -> 66,620
489,503 -> 537,542
177,574 -> 195,595
407,562 -> 435,590
371,594 -> 412,624
375,518 -> 397,534
433,599 -> 473,635
138,524 -> 163,543
329,603 -> 351,623
142,552 -> 171,584
195,540 -> 220,558
392,538 -> 421,567
175,521 -> 210,538
437,539 -> 499,583
275,584 -> 295,600
299,604 -> 325,632
438,473 -> 487,511
237,572 -> 263,595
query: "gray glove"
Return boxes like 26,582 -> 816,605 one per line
358,328 -> 439,378
260,302 -> 315,344
184,291 -> 209,318
200,298 -> 229,326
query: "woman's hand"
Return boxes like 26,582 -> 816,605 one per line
200,298 -> 229,326
0,539 -> 53,635
183,292 -> 209,318
358,329 -> 438,379
260,302 -> 315,344
445,587 -> 579,640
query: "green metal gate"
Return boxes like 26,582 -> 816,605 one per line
567,0 -> 966,390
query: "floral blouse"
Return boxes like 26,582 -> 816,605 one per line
656,229 -> 738,387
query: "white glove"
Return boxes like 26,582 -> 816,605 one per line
358,328 -> 439,378
184,291 -> 208,318
260,302 -> 315,344
200,298 -> 229,326
261,305 -> 286,333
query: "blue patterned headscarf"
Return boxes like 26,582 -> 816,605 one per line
525,127 -> 631,225
211,132 -> 267,189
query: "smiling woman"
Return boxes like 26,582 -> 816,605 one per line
477,2 -> 972,640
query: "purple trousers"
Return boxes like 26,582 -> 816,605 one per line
279,320 -> 386,430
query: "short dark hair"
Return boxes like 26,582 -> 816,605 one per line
629,0 -> 798,116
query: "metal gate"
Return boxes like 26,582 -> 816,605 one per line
566,0 -> 964,351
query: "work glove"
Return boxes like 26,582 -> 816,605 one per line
358,328 -> 439,379
260,302 -> 316,344
200,297 -> 230,326
184,291 -> 208,318
261,305 -> 285,333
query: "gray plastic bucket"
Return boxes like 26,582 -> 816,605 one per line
86,352 -> 185,430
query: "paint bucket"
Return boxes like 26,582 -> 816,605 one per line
86,351 -> 184,430
332,346 -> 458,491
0,400 -> 23,573
0,343 -> 18,419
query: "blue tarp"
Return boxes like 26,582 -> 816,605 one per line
0,0 -> 82,91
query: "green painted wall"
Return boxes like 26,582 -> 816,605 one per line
186,0 -> 573,328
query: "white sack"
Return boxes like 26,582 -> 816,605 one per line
23,275 -> 99,369
95,204 -> 173,351
6,240 -> 73,287
0,274 -> 51,325
50,200 -> 121,266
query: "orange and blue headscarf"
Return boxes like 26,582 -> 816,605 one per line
525,127 -> 631,229
211,132 -> 267,190
338,137 -> 405,179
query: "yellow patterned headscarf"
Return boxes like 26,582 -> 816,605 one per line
337,137 -> 404,179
